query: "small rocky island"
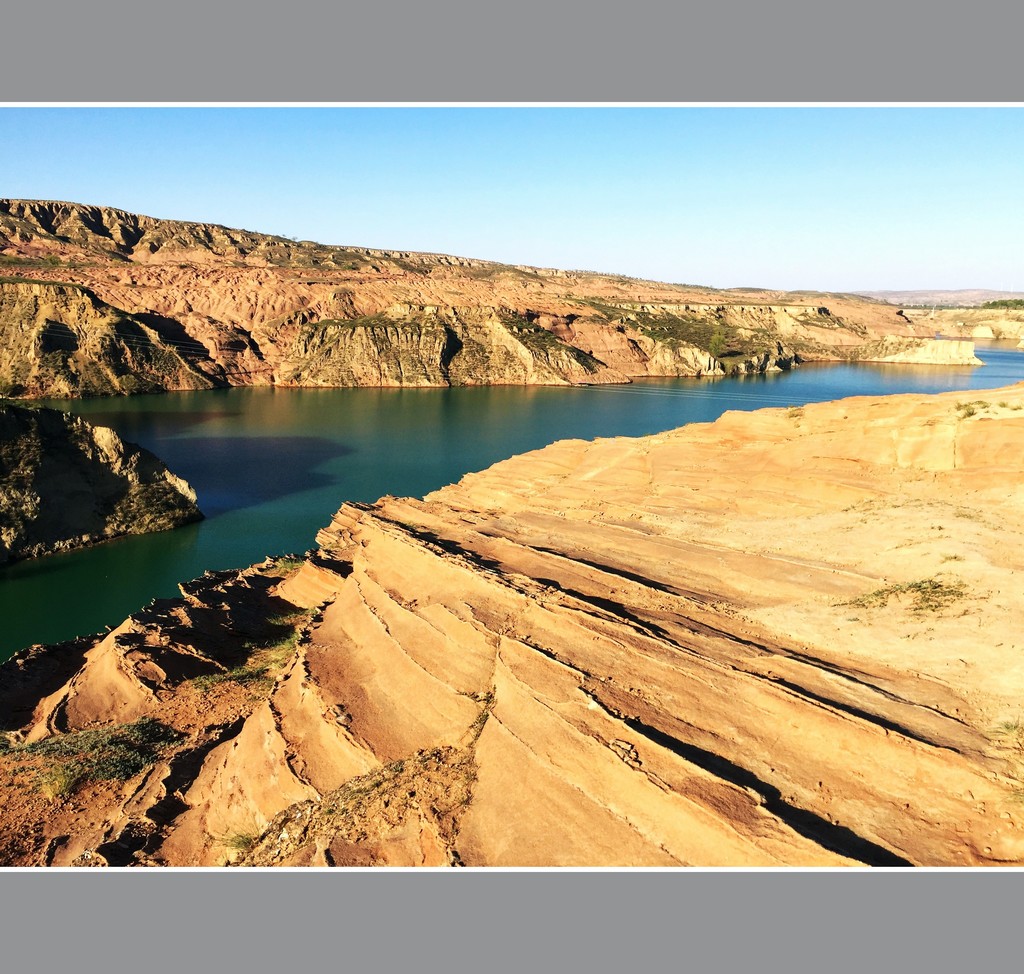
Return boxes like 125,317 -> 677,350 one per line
0,402 -> 202,563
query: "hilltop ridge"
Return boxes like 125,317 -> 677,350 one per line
856,288 -> 1024,308
0,199 -> 978,398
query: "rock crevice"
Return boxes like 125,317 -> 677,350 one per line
3,385 -> 1024,865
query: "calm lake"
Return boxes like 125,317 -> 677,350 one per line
2,340 -> 1023,661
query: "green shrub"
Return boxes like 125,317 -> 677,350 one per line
12,717 -> 183,797
708,327 -> 728,358
981,299 -> 1024,309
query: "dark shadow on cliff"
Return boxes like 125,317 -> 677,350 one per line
131,312 -> 217,363
0,637 -> 93,730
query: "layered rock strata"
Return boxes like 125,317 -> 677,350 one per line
0,280 -> 221,397
2,384 -> 1024,866
0,199 -> 958,397
927,308 -> 1024,341
853,336 -> 983,366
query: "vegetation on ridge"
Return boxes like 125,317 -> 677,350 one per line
3,718 -> 183,798
981,299 -> 1024,310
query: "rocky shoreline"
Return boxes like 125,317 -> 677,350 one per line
0,402 -> 202,564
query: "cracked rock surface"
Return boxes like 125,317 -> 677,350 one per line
2,384 -> 1024,866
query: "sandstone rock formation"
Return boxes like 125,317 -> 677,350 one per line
0,402 -> 202,563
2,384 -> 1024,866
909,307 -> 1024,342
0,279 -> 222,397
853,336 -> 982,366
0,199 -> 957,398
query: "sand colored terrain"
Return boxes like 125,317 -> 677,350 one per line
2,383 -> 1024,866
0,199 -> 974,398
856,289 -> 1024,308
922,308 -> 1024,342
852,337 -> 982,366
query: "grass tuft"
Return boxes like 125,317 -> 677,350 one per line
956,400 -> 991,419
839,577 -> 968,614
269,554 -> 305,575
10,717 -> 183,798
191,606 -> 314,692
222,831 -> 258,853
191,664 -> 274,691
994,718 -> 1024,739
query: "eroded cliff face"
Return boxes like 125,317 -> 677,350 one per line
927,307 -> 1024,341
0,402 -> 202,563
852,336 -> 983,366
3,384 -> 1024,867
272,306 -> 623,388
0,199 -> 944,397
0,280 -> 223,397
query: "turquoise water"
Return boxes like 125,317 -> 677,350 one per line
2,340 -> 1022,660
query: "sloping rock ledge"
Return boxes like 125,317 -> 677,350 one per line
2,384 -> 1024,866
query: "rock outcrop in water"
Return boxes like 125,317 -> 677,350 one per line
0,199 -> 966,398
2,383 -> 1024,866
0,402 -> 202,563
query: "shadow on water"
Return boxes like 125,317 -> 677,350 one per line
142,434 -> 355,517
0,520 -> 203,584
65,408 -> 244,439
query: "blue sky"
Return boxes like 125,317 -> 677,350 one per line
1,106 -> 1021,291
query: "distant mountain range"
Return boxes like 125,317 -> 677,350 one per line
854,289 -> 1021,308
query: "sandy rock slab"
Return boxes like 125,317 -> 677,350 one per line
3,385 -> 1024,866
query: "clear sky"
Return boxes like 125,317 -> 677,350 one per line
1,106 -> 1021,291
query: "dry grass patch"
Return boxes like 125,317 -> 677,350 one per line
838,576 -> 969,614
4,718 -> 183,799
990,718 -> 1024,803
191,606 -> 315,692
